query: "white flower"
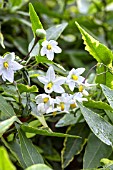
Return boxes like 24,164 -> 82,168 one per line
37,103 -> 46,116
40,40 -> 62,60
77,81 -> 96,96
55,93 -> 72,113
66,68 -> 85,91
0,52 -> 23,83
73,92 -> 88,103
38,66 -> 66,93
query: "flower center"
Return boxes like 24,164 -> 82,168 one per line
43,97 -> 49,103
60,102 -> 65,111
79,85 -> 84,92
52,111 -> 57,117
70,103 -> 76,109
3,62 -> 9,69
71,74 -> 78,81
47,82 -> 53,90
47,44 -> 52,50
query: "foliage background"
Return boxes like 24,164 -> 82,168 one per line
1,0 -> 113,170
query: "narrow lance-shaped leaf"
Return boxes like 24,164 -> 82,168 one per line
75,22 -> 113,88
21,125 -> 80,138
46,23 -> 68,41
29,3 -> 43,36
100,84 -> 113,108
0,146 -> 16,170
79,103 -> 113,146
0,94 -> 16,119
17,127 -> 44,167
83,133 -> 112,169
0,116 -> 17,137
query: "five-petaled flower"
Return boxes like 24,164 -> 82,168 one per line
40,40 -> 62,61
66,68 -> 85,91
38,66 -> 66,93
0,52 -> 23,83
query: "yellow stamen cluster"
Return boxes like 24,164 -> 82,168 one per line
70,103 -> 76,109
47,82 -> 53,90
79,85 -> 84,92
52,111 -> 57,117
3,62 -> 9,69
71,74 -> 78,81
47,44 -> 52,50
60,102 -> 65,111
43,97 -> 49,103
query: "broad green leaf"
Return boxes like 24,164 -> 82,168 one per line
18,128 -> 44,167
25,164 -> 52,170
100,84 -> 113,108
75,22 -> 113,88
83,100 -> 113,111
61,123 -> 90,169
21,125 -> 80,138
0,146 -> 16,170
55,110 -> 82,127
2,138 -> 26,168
46,23 -> 68,41
83,133 -> 112,169
105,110 -> 113,124
79,103 -> 113,146
0,94 -> 16,119
75,22 -> 113,65
29,3 -> 43,36
17,84 -> 38,93
0,116 -> 17,137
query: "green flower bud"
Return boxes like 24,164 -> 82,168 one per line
36,29 -> 46,39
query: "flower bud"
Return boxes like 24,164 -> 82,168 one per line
36,29 -> 46,39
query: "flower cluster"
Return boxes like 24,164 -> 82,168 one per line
35,64 -> 93,116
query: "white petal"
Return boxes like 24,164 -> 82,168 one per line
42,40 -> 49,47
78,76 -> 85,84
40,47 -> 47,56
0,57 -> 4,64
46,51 -> 54,60
83,89 -> 89,96
68,68 -> 75,78
54,77 -> 66,85
38,76 -> 48,84
53,85 -> 65,93
74,68 -> 85,76
2,69 -> 14,82
68,81 -> 75,91
46,66 -> 55,81
10,61 -> 23,70
4,52 -> 15,61
49,40 -> 58,45
52,46 -> 62,53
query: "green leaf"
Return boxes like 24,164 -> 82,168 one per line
83,100 -> 113,111
21,125 -> 80,138
0,32 -> 5,48
25,164 -> 52,170
29,3 -> 43,36
0,146 -> 16,170
75,22 -> 113,88
17,84 -> 38,93
36,55 -> 53,64
18,128 -> 44,167
0,94 -> 16,119
83,133 -> 112,169
0,116 -> 17,137
2,138 -> 26,168
100,84 -> 113,108
79,103 -> 113,146
75,22 -> 113,65
61,123 -> 90,169
46,23 -> 68,41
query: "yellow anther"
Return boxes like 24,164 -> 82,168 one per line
52,111 -> 57,117
60,102 -> 65,111
3,62 -> 9,69
43,97 -> 49,103
71,74 -> 78,81
47,82 -> 53,90
79,85 -> 84,92
70,103 -> 76,109
47,44 -> 52,50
